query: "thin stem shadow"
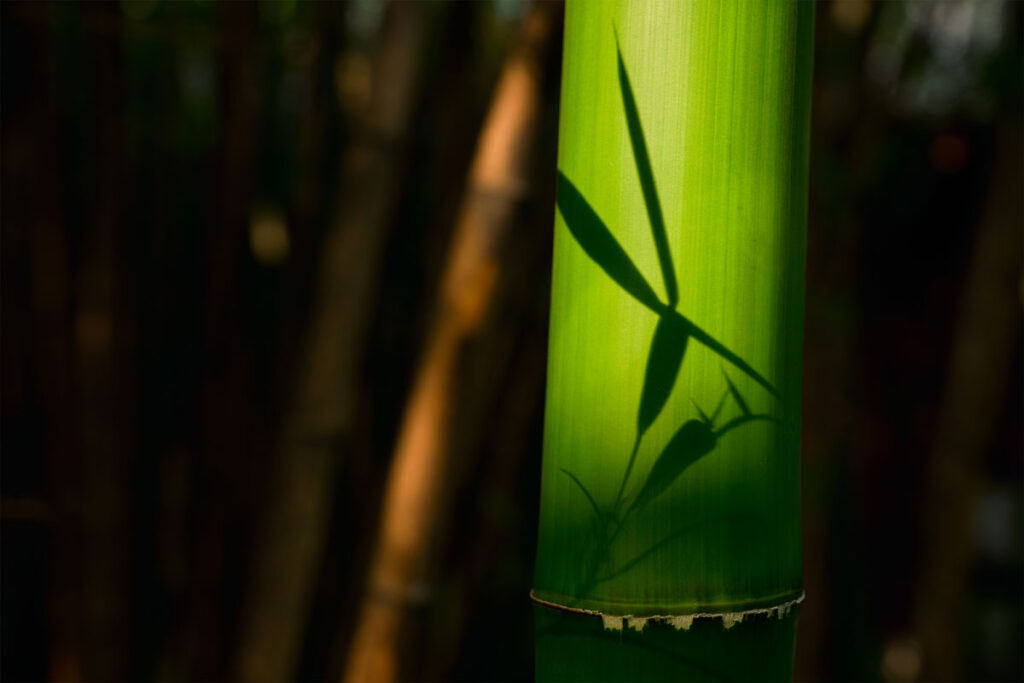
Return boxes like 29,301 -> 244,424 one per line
594,513 -> 749,585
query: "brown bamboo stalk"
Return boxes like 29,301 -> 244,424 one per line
425,330 -> 551,680
342,4 -> 562,681
913,126 -> 1023,681
234,4 -> 432,682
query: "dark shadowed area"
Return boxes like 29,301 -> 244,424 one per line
1,1 -> 1020,681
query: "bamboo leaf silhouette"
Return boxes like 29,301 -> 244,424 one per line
627,419 -> 717,516
710,386 -> 730,423
721,368 -> 750,416
556,171 -> 663,314
683,314 -> 780,400
690,398 -> 711,425
636,312 -> 689,436
715,413 -> 779,438
615,34 -> 678,307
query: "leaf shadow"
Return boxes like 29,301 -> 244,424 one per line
626,418 -> 717,518
556,171 -> 663,314
637,313 -> 690,436
626,379 -> 777,522
554,30 -> 788,597
615,30 -> 677,307
565,380 -> 779,590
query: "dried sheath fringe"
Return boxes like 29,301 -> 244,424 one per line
530,590 -> 805,632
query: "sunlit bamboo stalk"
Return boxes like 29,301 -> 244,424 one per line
533,1 -> 813,679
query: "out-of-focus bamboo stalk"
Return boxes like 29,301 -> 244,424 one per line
187,2 -> 263,676
13,16 -> 84,682
913,127 -> 1022,681
75,6 -> 133,678
426,330 -> 552,681
341,4 -> 562,682
234,4 -> 431,682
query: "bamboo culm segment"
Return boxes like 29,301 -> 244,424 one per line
533,0 -> 813,625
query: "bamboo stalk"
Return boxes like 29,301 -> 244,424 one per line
11,15 -> 85,680
234,4 -> 432,682
534,1 -> 813,678
342,4 -> 563,681
913,126 -> 1022,681
75,6 -> 133,678
425,326 -> 552,681
186,2 -> 264,675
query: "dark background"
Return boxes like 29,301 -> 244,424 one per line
2,1 -> 1021,681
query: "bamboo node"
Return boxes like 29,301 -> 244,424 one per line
530,589 -> 805,632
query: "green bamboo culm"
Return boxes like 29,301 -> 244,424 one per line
532,1 -> 814,680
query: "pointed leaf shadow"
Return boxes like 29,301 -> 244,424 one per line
627,418 -> 716,516
556,171 -> 663,314
709,385 -> 730,423
721,368 -> 750,416
636,312 -> 689,436
615,34 -> 678,307
690,398 -> 712,425
685,314 -> 780,400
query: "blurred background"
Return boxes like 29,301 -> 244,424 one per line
1,1 -> 1020,681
